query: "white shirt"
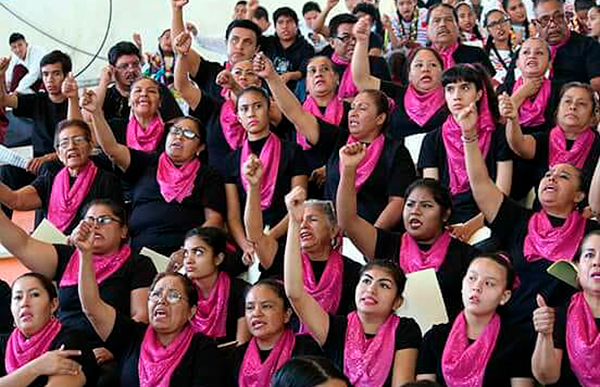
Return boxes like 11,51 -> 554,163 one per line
5,44 -> 47,94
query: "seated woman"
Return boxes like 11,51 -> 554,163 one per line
462,98 -> 599,333
455,2 -> 485,48
284,186 -> 422,387
418,64 -> 513,244
227,279 -> 322,387
255,52 -> 416,230
225,86 -> 308,263
169,227 -> 250,345
173,31 -> 282,177
243,156 -> 360,308
106,77 -> 168,153
271,356 -> 351,387
503,81 -> 600,206
83,89 -> 226,254
417,253 -> 535,387
74,222 -> 224,387
337,159 -> 477,319
532,230 -> 600,386
0,273 -> 97,387
483,9 -> 515,85
0,119 -> 122,234
0,198 -> 155,352
352,19 -> 449,140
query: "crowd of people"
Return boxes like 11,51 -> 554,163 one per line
1,0 -> 600,385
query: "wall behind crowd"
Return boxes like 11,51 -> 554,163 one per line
0,0 -> 396,84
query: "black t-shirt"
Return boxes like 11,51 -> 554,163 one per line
418,126 -> 512,223
323,130 -> 417,224
260,35 -> 315,91
0,281 -> 12,335
227,334 -> 323,387
216,276 -> 249,345
0,326 -> 98,387
13,92 -> 67,156
190,59 -> 226,102
375,229 -> 477,320
307,256 -> 362,316
30,165 -> 123,235
453,44 -> 496,77
53,244 -> 157,344
416,319 -> 533,386
105,312 -> 224,387
122,150 -> 226,254
323,314 -> 422,387
102,83 -> 182,123
487,197 -> 598,330
226,137 -> 308,229
380,82 -> 450,141
189,94 -> 233,177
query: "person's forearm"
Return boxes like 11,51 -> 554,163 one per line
171,4 -> 201,76
0,183 -> 19,209
78,250 -> 103,322
283,218 -> 305,301
313,2 -> 334,36
90,112 -> 120,158
373,198 -> 404,230
174,52 -> 200,108
244,185 -> 264,243
464,139 -> 493,195
0,361 -> 40,387
532,335 -> 561,384
93,80 -> 108,110
337,166 -> 358,230
352,39 -> 380,91
67,96 -> 82,121
269,214 -> 289,240
505,117 -> 529,157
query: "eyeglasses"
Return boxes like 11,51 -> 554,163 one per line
57,135 -> 89,150
487,17 -> 510,29
334,34 -> 356,45
169,126 -> 199,140
149,288 -> 188,304
84,215 -> 122,226
115,60 -> 141,71
535,12 -> 566,27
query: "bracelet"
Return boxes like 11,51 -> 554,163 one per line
461,134 -> 478,143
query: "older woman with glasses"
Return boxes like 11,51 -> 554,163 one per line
73,217 -> 224,387
0,119 -> 122,234
82,89 -> 226,255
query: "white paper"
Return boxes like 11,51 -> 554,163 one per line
0,145 -> 33,169
140,247 -> 172,273
396,268 -> 449,334
31,219 -> 68,245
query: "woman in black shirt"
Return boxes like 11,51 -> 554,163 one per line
0,273 -> 97,387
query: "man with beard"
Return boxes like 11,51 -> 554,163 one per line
96,41 -> 182,122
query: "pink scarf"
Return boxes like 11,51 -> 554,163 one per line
441,312 -> 501,387
298,250 -> 344,334
549,30 -> 571,79
331,53 -> 359,100
5,318 -> 62,374
297,95 -> 344,150
404,84 -> 445,127
219,98 -> 247,150
126,114 -> 165,153
566,292 -> 600,386
59,244 -> 132,287
342,134 -> 385,192
436,42 -> 459,70
156,152 -> 201,203
523,210 -> 586,263
240,133 -> 282,210
442,88 -> 495,195
344,311 -> 400,387
513,77 -> 551,127
47,161 -> 98,232
190,272 -> 230,338
399,230 -> 452,274
548,126 -> 595,169
138,324 -> 194,387
238,328 -> 296,387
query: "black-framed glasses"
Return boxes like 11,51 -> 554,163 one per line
535,12 -> 566,27
115,60 -> 141,71
84,215 -> 121,226
169,126 -> 199,140
149,288 -> 187,304
57,135 -> 89,150
487,17 -> 510,29
334,34 -> 356,45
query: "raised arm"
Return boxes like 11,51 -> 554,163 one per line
0,208 -> 58,278
499,92 -> 536,159
336,143 -> 378,258
173,31 -> 202,109
283,187 -> 330,346
80,89 -> 131,171
171,0 -> 202,78
62,73 -> 82,121
461,103 -> 504,223
73,220 -> 117,342
0,58 -> 18,109
351,17 -> 381,91
531,295 -> 562,385
312,0 -> 339,36
253,53 -> 321,145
